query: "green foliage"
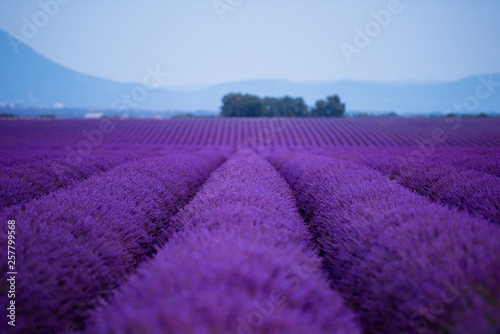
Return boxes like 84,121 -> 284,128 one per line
220,93 -> 263,117
220,93 -> 345,117
311,95 -> 345,117
262,96 -> 309,117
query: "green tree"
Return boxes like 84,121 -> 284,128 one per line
262,97 -> 279,117
220,93 -> 241,117
220,93 -> 344,117
311,100 -> 327,117
220,93 -> 263,117
326,95 -> 345,117
311,95 -> 345,117
261,96 -> 309,117
281,96 -> 309,117
240,94 -> 263,117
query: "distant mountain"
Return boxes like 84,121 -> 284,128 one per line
0,29 -> 186,113
1,29 -> 499,115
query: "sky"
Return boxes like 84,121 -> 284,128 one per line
1,0 -> 500,88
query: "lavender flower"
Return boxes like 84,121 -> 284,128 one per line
315,147 -> 500,223
269,151 -> 500,333
88,150 -> 360,334
0,151 -> 224,334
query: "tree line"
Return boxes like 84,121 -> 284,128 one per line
220,93 -> 346,117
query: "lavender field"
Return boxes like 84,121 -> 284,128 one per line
1,118 -> 500,334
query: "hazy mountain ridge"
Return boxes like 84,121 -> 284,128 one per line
1,29 -> 499,115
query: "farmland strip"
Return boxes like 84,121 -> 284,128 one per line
0,152 -> 142,209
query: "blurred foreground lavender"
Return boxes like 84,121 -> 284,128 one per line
1,119 -> 499,334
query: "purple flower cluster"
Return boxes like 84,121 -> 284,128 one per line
427,148 -> 500,177
368,156 -> 499,223
0,151 -> 146,209
87,150 -> 359,334
316,147 -> 500,224
0,151 -> 224,334
269,151 -> 500,333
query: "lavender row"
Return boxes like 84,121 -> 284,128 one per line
421,147 -> 500,177
357,154 -> 498,224
269,151 -> 500,334
313,146 -> 500,177
0,151 -> 225,334
88,151 -> 359,334
0,152 -> 150,209
313,146 -> 500,224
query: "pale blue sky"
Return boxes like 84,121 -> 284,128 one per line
1,0 -> 499,88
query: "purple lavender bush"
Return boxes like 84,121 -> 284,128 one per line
315,147 -> 500,224
87,150 -> 360,334
0,151 -> 224,334
428,148 -> 500,177
358,153 -> 499,224
0,152 -> 143,209
269,151 -> 500,334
